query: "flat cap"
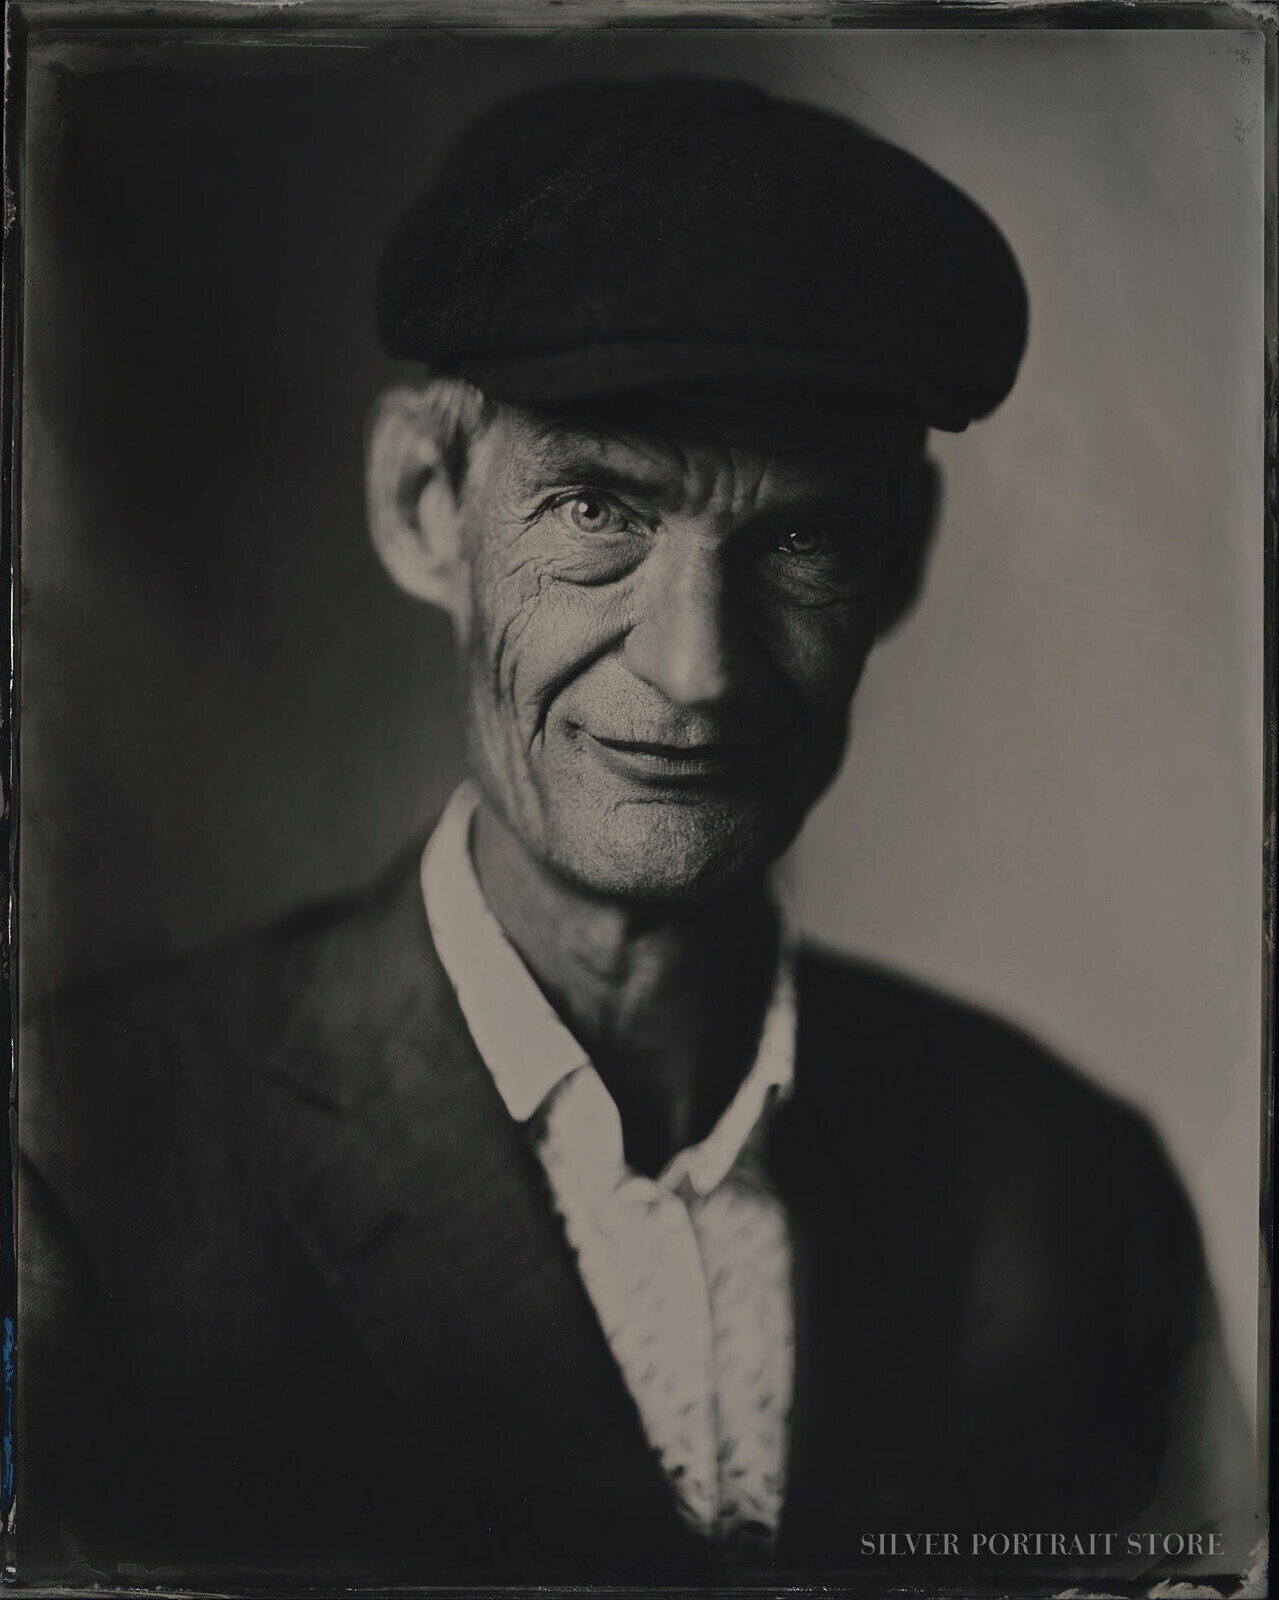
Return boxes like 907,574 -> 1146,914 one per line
378,77 -> 1028,431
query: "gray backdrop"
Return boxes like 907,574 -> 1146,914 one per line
20,25 -> 1265,1433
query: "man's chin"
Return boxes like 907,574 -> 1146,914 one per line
543,796 -> 794,904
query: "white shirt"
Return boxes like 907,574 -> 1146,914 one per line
421,783 -> 797,1551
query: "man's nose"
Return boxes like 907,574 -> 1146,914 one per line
623,538 -> 736,708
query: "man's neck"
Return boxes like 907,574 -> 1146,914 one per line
470,799 -> 779,1177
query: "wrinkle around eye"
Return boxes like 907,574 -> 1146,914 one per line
753,546 -> 872,612
547,546 -> 648,588
531,495 -> 652,586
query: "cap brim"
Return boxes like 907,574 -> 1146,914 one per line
459,340 -> 972,432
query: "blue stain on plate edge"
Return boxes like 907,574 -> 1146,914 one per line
1,1315 -> 11,1515
1,1178 -> 11,1539
1,1135 -> 13,1537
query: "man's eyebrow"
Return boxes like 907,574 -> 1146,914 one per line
513,451 -> 674,500
754,491 -> 879,519
516,464 -> 874,516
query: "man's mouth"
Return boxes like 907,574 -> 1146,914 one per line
587,733 -> 774,786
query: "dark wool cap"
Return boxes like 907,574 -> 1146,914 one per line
377,77 -> 1029,431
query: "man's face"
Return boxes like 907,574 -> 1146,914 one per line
451,395 -> 902,901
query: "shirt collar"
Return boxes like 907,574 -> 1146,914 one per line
422,781 -> 796,1196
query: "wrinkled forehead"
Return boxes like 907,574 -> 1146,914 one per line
486,387 -> 921,504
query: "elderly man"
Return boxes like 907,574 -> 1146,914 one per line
20,77 -> 1246,1588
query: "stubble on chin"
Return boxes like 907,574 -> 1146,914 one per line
533,786 -> 788,903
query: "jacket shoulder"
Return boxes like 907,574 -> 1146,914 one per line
797,941 -> 1162,1153
792,942 -> 1207,1337
19,838 -> 433,1248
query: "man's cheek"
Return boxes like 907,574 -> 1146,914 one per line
774,614 -> 868,706
504,581 -> 629,689
470,562 -> 556,693
465,596 -> 572,768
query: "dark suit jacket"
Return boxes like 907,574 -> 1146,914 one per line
18,841 -> 1233,1589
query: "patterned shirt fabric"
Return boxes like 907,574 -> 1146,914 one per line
422,782 -> 797,1554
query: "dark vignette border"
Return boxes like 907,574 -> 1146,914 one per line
0,2 -> 1273,1596
2,0 -> 29,1584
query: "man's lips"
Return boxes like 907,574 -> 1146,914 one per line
587,732 -> 777,785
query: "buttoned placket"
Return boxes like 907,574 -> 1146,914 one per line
535,1065 -> 725,1529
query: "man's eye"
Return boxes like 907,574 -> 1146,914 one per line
776,524 -> 833,558
775,521 -> 855,561
564,495 -> 627,535
540,492 -> 647,584
757,515 -> 879,607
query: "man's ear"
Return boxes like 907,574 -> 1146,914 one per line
878,451 -> 942,638
365,384 -> 472,635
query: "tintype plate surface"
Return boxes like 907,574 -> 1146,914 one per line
2,4 -> 1272,1596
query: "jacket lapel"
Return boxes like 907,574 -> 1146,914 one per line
261,850 -> 700,1575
